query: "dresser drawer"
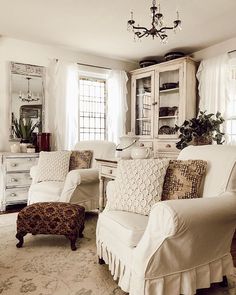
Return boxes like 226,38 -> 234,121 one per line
6,172 -> 32,188
156,141 -> 179,152
5,188 -> 28,203
101,165 -> 117,178
139,141 -> 153,149
6,157 -> 38,172
156,152 -> 178,159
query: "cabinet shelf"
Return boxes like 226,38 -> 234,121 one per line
159,88 -> 179,94
159,116 -> 178,120
136,93 -> 151,97
158,134 -> 178,139
136,118 -> 151,121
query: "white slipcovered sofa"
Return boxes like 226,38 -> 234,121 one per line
28,140 -> 116,210
96,145 -> 236,295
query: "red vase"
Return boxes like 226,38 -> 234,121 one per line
37,133 -> 51,152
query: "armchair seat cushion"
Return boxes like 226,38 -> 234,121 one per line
99,210 -> 148,247
29,181 -> 65,203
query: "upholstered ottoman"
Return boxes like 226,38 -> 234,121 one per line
16,202 -> 85,251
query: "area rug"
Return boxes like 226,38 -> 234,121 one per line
0,213 -> 235,295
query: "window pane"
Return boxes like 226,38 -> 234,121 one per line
79,77 -> 106,141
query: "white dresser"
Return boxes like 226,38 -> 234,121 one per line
0,153 -> 39,211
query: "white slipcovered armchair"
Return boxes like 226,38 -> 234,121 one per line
28,140 -> 116,210
96,145 -> 236,295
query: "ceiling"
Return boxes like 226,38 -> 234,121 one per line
0,0 -> 236,62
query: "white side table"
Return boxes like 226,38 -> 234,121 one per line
95,158 -> 118,211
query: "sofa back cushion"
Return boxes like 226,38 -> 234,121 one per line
162,160 -> 207,200
106,159 -> 169,215
37,151 -> 71,182
74,141 -> 116,168
178,145 -> 236,197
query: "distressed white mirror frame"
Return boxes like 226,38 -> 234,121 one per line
9,62 -> 45,140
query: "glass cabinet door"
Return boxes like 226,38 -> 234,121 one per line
156,66 -> 182,138
133,72 -> 154,137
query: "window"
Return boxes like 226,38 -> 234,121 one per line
79,77 -> 107,141
226,64 -> 236,144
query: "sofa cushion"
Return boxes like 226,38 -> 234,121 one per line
99,210 -> 148,247
69,150 -> 93,170
106,159 -> 169,215
162,160 -> 207,200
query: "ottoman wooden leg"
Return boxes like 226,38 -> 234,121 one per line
16,231 -> 27,248
98,257 -> 105,265
79,223 -> 84,238
67,234 -> 77,251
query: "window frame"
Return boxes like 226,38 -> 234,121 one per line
78,75 -> 108,141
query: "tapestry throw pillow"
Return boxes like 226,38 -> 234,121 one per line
37,151 -> 71,182
106,159 -> 170,215
69,150 -> 93,170
162,160 -> 207,200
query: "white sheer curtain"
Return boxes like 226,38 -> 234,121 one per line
47,60 -> 79,150
196,54 -> 230,116
107,70 -> 128,143
226,59 -> 236,144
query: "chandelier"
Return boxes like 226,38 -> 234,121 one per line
19,77 -> 40,102
127,0 -> 182,42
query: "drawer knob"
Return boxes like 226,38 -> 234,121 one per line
10,193 -> 16,197
165,144 -> 171,148
109,169 -> 113,174
11,178 -> 18,182
11,163 -> 17,167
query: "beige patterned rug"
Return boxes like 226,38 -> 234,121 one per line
0,212 -> 235,295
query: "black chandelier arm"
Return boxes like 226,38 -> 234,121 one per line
135,30 -> 150,38
132,24 -> 149,32
132,24 -> 151,38
158,25 -> 177,33
157,31 -> 163,39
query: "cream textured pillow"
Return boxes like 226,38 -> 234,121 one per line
106,159 -> 169,215
37,151 -> 71,182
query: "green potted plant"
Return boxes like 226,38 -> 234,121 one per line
175,111 -> 225,150
12,117 -> 39,143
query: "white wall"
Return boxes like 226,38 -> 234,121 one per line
0,37 -> 137,151
193,36 -> 236,61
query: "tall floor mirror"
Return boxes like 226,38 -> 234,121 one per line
9,62 -> 45,141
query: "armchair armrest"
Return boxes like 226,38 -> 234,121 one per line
103,181 -> 116,211
30,165 -> 39,184
60,168 -> 99,202
133,193 -> 236,280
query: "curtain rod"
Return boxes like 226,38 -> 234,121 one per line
228,50 -> 236,54
55,59 -> 112,70
77,62 -> 112,70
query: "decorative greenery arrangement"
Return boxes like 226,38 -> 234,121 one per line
12,117 -> 39,143
175,111 -> 225,150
